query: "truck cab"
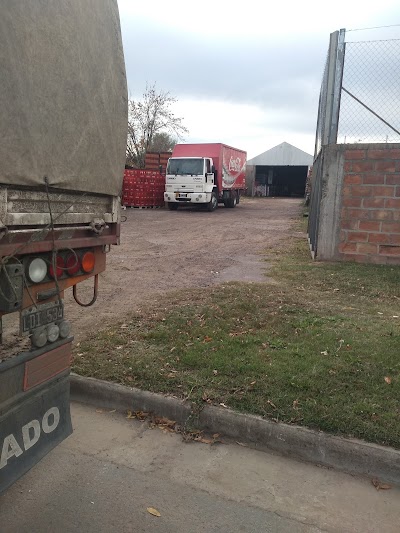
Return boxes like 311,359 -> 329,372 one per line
165,157 -> 218,211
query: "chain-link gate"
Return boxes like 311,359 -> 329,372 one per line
309,29 -> 400,255
339,39 -> 400,143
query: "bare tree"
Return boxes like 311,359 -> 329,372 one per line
126,84 -> 188,168
149,132 -> 176,153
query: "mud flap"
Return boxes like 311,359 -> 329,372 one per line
0,342 -> 73,494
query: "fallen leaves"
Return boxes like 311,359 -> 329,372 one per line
147,507 -> 161,517
228,330 -> 249,337
125,410 -> 223,445
202,392 -> 212,404
384,376 -> 392,385
150,417 -> 177,432
195,437 -> 214,444
181,428 -> 223,446
371,478 -> 392,491
194,433 -> 222,445
126,410 -> 149,420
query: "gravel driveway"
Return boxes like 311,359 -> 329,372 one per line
66,198 -> 302,340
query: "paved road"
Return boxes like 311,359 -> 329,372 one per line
1,403 -> 399,533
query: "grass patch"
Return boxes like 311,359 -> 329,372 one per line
74,218 -> 400,447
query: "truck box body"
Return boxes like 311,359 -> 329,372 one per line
171,143 -> 246,191
0,0 -> 127,261
0,0 -> 127,492
165,143 -> 246,210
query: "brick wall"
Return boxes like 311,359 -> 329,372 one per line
339,145 -> 400,264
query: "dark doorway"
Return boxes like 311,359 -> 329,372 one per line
254,165 -> 308,197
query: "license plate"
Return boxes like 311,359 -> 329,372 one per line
176,192 -> 187,198
21,301 -> 64,334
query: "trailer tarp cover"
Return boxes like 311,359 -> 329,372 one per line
0,0 -> 128,196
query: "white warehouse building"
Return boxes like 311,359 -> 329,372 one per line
246,142 -> 313,197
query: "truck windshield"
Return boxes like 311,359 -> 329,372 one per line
167,158 -> 204,176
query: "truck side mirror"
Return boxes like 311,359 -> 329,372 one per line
212,165 -> 215,173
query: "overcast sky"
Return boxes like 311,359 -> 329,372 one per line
117,0 -> 400,159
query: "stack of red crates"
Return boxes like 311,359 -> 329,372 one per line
122,169 -> 165,208
145,151 -> 171,172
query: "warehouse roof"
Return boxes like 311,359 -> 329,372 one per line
248,142 -> 313,166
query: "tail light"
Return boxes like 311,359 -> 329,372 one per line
81,251 -> 95,273
26,249 -> 96,284
66,253 -> 81,276
66,250 -> 95,275
49,256 -> 65,279
27,258 -> 47,283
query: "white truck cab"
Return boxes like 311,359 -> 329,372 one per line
164,157 -> 217,211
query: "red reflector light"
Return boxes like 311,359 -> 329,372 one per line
66,253 -> 81,276
81,251 -> 95,273
49,256 -> 65,279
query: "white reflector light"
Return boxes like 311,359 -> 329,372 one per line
47,324 -> 60,343
31,328 -> 47,348
28,258 -> 47,283
59,320 -> 71,339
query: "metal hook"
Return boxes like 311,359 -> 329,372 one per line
73,274 -> 98,307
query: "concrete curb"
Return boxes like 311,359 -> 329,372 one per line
70,374 -> 400,485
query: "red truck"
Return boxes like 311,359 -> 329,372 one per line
164,143 -> 247,211
0,1 -> 127,493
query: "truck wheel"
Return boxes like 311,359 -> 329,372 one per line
225,193 -> 237,208
167,202 -> 179,210
207,192 -> 218,212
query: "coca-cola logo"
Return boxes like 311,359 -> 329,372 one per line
228,157 -> 242,173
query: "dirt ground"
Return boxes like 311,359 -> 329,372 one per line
65,198 -> 302,342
